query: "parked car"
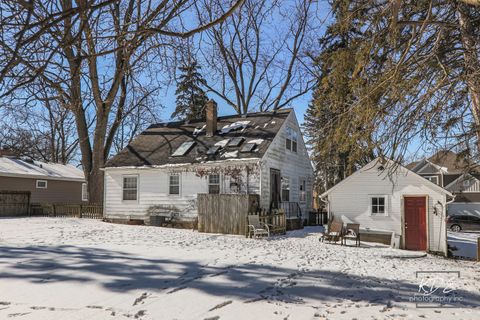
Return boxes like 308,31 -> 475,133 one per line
447,215 -> 480,232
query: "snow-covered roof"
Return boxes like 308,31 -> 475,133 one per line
320,157 -> 453,198
0,157 -> 85,182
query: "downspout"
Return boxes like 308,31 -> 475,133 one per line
443,194 -> 456,256
319,195 -> 329,225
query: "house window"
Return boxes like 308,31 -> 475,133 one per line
36,180 -> 48,189
281,177 -> 290,201
169,174 -> 180,195
123,176 -> 138,201
425,176 -> 439,185
82,183 -> 88,201
370,196 -> 386,215
208,174 -> 220,194
463,179 -> 470,188
299,177 -> 306,202
285,127 -> 298,152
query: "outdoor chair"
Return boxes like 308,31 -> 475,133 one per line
319,220 -> 344,244
342,223 -> 361,247
247,215 -> 270,238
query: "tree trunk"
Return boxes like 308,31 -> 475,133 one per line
458,3 -> 480,151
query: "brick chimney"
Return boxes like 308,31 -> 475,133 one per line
206,99 -> 217,137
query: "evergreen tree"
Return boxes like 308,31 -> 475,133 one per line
307,0 -> 480,193
172,59 -> 209,121
304,1 -> 376,193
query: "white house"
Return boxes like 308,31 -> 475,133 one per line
320,158 -> 453,255
103,101 -> 314,226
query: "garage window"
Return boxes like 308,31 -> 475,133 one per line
370,196 -> 387,216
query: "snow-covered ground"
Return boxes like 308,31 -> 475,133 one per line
448,231 -> 480,260
0,218 -> 478,320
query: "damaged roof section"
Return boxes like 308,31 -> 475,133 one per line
105,109 -> 292,168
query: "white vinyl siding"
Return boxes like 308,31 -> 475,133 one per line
104,165 -> 261,221
325,161 -> 448,254
258,111 -> 314,214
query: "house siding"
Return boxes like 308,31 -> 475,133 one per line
259,112 -> 314,216
104,163 -> 261,221
0,176 -> 85,203
325,162 -> 447,254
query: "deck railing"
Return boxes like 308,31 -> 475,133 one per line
279,201 -> 302,219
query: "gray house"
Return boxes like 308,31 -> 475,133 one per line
407,150 -> 480,203
0,156 -> 87,203
103,102 -> 314,225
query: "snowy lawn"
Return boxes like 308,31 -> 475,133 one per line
0,218 -> 479,320
448,231 -> 480,260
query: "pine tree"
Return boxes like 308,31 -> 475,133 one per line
304,1 -> 376,193
172,59 -> 209,121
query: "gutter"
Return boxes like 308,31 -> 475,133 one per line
101,158 -> 262,171
0,172 -> 85,183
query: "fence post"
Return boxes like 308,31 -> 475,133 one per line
477,237 -> 480,262
79,204 -> 82,218
52,204 -> 56,217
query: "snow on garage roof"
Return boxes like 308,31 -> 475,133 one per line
0,157 -> 85,182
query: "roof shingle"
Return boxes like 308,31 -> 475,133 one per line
105,109 -> 292,168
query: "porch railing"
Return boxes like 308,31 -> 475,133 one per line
279,201 -> 302,220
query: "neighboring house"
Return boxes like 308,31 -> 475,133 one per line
320,158 -> 452,255
103,102 -> 314,224
407,150 -> 480,203
0,156 -> 87,203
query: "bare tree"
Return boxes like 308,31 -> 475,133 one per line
196,0 -> 320,114
0,0 -> 245,203
0,83 -> 78,163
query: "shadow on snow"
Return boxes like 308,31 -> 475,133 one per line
0,244 -> 478,308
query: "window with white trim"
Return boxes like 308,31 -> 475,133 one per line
281,177 -> 290,201
370,196 -> 386,215
82,183 -> 88,201
36,180 -> 48,189
463,179 -> 470,188
425,175 -> 439,185
169,174 -> 180,195
208,174 -> 220,194
285,127 -> 298,152
122,176 -> 138,201
299,177 -> 306,202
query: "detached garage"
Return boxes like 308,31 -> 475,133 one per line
320,158 -> 453,256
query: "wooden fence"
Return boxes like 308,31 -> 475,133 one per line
30,203 -> 103,219
0,191 -> 30,216
198,194 -> 259,235
255,208 -> 286,235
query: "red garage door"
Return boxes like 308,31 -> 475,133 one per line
404,197 -> 427,251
